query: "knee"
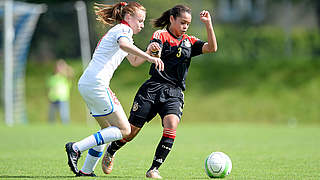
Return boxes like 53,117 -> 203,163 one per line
121,126 -> 139,141
163,116 -> 179,129
120,126 -> 131,138
122,133 -> 135,141
164,121 -> 177,129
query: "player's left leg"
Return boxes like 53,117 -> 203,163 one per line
146,114 -> 179,179
147,86 -> 184,179
76,105 -> 130,176
66,105 -> 130,176
102,124 -> 142,174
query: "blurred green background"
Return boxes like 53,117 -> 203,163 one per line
1,0 -> 320,126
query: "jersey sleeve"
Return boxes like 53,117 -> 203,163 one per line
189,36 -> 205,57
116,25 -> 133,43
150,30 -> 164,47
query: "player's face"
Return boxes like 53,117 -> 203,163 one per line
169,12 -> 191,37
128,9 -> 146,34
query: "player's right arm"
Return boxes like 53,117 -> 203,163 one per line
147,30 -> 164,58
147,42 -> 162,58
118,37 -> 164,71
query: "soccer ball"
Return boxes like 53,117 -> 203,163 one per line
204,152 -> 232,178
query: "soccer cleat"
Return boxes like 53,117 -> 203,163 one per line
76,170 -> 97,177
101,150 -> 115,174
146,168 -> 162,179
65,142 -> 81,175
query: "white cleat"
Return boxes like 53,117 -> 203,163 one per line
146,168 -> 162,179
101,150 -> 115,174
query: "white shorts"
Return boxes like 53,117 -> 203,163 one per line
78,84 -> 121,117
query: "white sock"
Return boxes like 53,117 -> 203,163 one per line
74,126 -> 123,152
81,144 -> 106,174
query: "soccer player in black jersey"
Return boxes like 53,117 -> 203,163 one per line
102,5 -> 217,179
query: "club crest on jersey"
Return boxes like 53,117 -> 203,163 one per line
184,39 -> 191,47
132,102 -> 139,111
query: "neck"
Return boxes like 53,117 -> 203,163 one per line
167,26 -> 181,39
121,20 -> 130,27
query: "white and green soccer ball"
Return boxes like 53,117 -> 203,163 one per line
204,152 -> 232,178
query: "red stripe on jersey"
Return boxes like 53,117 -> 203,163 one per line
107,88 -> 120,105
187,35 -> 200,45
151,30 -> 200,47
121,20 -> 131,27
120,138 -> 129,143
95,33 -> 108,51
151,30 -> 165,44
164,31 -> 181,46
163,128 -> 176,139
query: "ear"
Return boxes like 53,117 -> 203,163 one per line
169,15 -> 175,24
124,13 -> 131,22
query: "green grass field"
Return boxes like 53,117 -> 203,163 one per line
18,59 -> 320,126
0,122 -> 319,179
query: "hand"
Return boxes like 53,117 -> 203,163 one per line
200,10 -> 212,25
147,42 -> 161,57
147,56 -> 164,71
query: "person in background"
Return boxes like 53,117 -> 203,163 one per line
47,59 -> 74,124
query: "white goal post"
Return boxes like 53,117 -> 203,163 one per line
1,0 -> 92,126
1,0 -> 46,126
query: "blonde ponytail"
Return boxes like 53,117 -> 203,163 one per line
94,2 -> 146,26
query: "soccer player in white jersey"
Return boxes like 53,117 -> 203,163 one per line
65,1 -> 164,177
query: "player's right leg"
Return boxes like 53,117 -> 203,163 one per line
102,86 -> 156,174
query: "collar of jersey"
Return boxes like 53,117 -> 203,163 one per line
121,20 -> 131,27
166,27 -> 183,41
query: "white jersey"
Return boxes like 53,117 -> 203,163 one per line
78,23 -> 133,86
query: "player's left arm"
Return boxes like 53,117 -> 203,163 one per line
200,10 -> 217,54
126,51 -> 149,67
126,31 -> 163,67
126,42 -> 161,67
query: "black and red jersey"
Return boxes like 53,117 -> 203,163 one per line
148,28 -> 205,91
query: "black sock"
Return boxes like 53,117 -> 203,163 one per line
150,136 -> 175,170
107,139 -> 127,156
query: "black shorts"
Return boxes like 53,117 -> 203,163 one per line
129,80 -> 184,128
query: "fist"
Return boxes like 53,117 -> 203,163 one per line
200,10 -> 212,24
148,42 -> 161,57
151,50 -> 160,58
